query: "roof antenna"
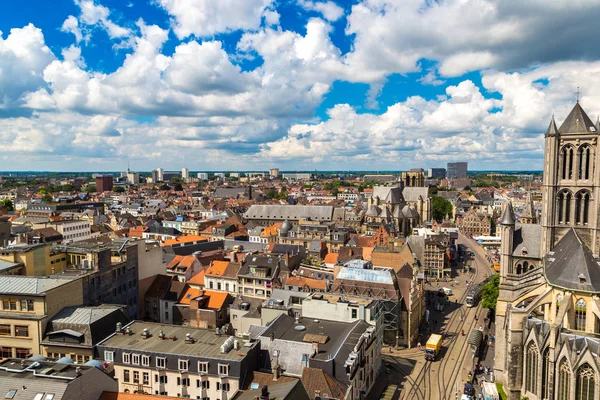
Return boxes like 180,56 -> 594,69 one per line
575,86 -> 581,103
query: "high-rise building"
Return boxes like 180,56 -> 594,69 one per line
182,167 -> 189,180
427,168 -> 446,179
269,168 -> 280,178
126,171 -> 139,185
95,175 -> 113,192
151,169 -> 159,182
446,162 -> 468,178
197,172 -> 209,180
157,167 -> 164,182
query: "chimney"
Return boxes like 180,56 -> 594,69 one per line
272,364 -> 280,381
260,386 -> 270,400
269,333 -> 274,342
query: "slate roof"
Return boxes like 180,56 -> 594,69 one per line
371,186 -> 404,204
43,305 -> 130,347
544,229 -> 600,292
545,115 -> 559,136
512,224 -> 542,259
499,202 -> 515,226
558,102 -> 597,134
402,187 -> 429,202
244,205 -> 334,221
236,379 -> 309,400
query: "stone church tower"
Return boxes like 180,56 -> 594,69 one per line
495,101 -> 600,400
540,102 -> 600,254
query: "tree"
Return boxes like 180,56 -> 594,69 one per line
0,199 -> 13,211
481,274 -> 500,309
431,196 -> 453,222
61,184 -> 75,192
174,183 -> 183,191
113,186 -> 125,193
159,184 -> 170,191
84,185 -> 97,193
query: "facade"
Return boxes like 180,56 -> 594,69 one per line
97,321 -> 259,398
198,173 -> 209,180
460,208 -> 492,236
204,261 -> 239,294
401,169 -> 425,187
182,168 -> 189,180
126,171 -> 140,185
0,276 -> 84,357
44,220 -> 93,243
495,102 -> 600,400
427,168 -> 446,179
269,168 -> 280,178
446,162 -> 468,179
364,186 -> 419,235
237,255 -> 282,299
96,175 -> 113,193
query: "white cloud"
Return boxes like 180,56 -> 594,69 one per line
0,24 -> 55,111
299,1 -> 344,22
157,0 -> 274,39
61,15 -> 83,42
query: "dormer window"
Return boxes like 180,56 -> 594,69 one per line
521,247 -> 528,256
579,274 -> 587,284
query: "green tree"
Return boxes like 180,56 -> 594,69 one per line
174,183 -> 183,191
113,186 -> 125,193
481,274 -> 500,309
0,199 -> 13,211
266,189 -> 278,199
431,196 -> 453,222
61,184 -> 75,191
41,194 -> 53,202
84,185 -> 97,193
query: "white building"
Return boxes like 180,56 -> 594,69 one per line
126,172 -> 139,184
182,168 -> 189,180
269,168 -> 279,178
47,220 -> 93,243
197,172 -> 209,180
214,172 -> 225,179
157,168 -> 164,182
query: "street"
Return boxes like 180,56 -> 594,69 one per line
384,232 -> 497,400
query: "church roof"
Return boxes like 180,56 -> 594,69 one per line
558,102 -> 597,134
512,223 -> 542,259
499,202 -> 515,225
544,229 -> 600,293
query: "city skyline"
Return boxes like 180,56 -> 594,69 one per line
2,1 -> 600,171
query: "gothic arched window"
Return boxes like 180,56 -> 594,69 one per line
565,192 -> 572,224
516,263 -> 522,275
578,144 -> 592,180
557,191 -> 564,223
525,341 -> 538,394
557,294 -> 564,316
562,146 -> 570,179
576,192 -> 583,224
568,147 -> 575,179
575,299 -> 587,331
583,192 -> 590,225
558,359 -> 572,400
576,364 -> 595,400
542,348 -> 550,400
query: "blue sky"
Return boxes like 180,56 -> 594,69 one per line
2,0 -> 600,171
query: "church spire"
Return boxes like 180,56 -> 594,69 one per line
545,115 -> 558,136
520,191 -> 536,224
500,202 -> 516,226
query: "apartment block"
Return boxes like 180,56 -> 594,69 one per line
97,321 -> 259,398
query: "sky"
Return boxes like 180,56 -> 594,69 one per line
2,0 -> 600,172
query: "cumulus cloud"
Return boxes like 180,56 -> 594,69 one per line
344,0 -> 600,82
157,0 -> 274,39
299,1 -> 344,22
0,24 -> 55,111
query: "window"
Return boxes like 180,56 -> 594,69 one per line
221,383 -> 230,392
576,364 -> 595,400
179,359 -> 189,371
15,326 -> 30,337
177,377 -> 190,386
575,299 -> 587,331
104,351 -> 114,362
8,299 -> 16,311
122,353 -> 131,363
44,394 -> 55,400
558,359 -> 571,400
123,369 -> 130,383
156,357 -> 166,368
2,299 -> 8,310
5,390 -> 16,399
198,362 -> 209,373
20,300 -> 27,311
15,348 -> 29,358
141,355 -> 150,366
351,308 -> 358,319
218,364 -> 229,376
132,354 -> 140,365
157,375 -> 168,384
525,342 -> 538,394
0,325 -> 10,336
1,347 -> 12,358
133,371 -> 140,384
143,372 -> 149,385
197,380 -> 210,389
